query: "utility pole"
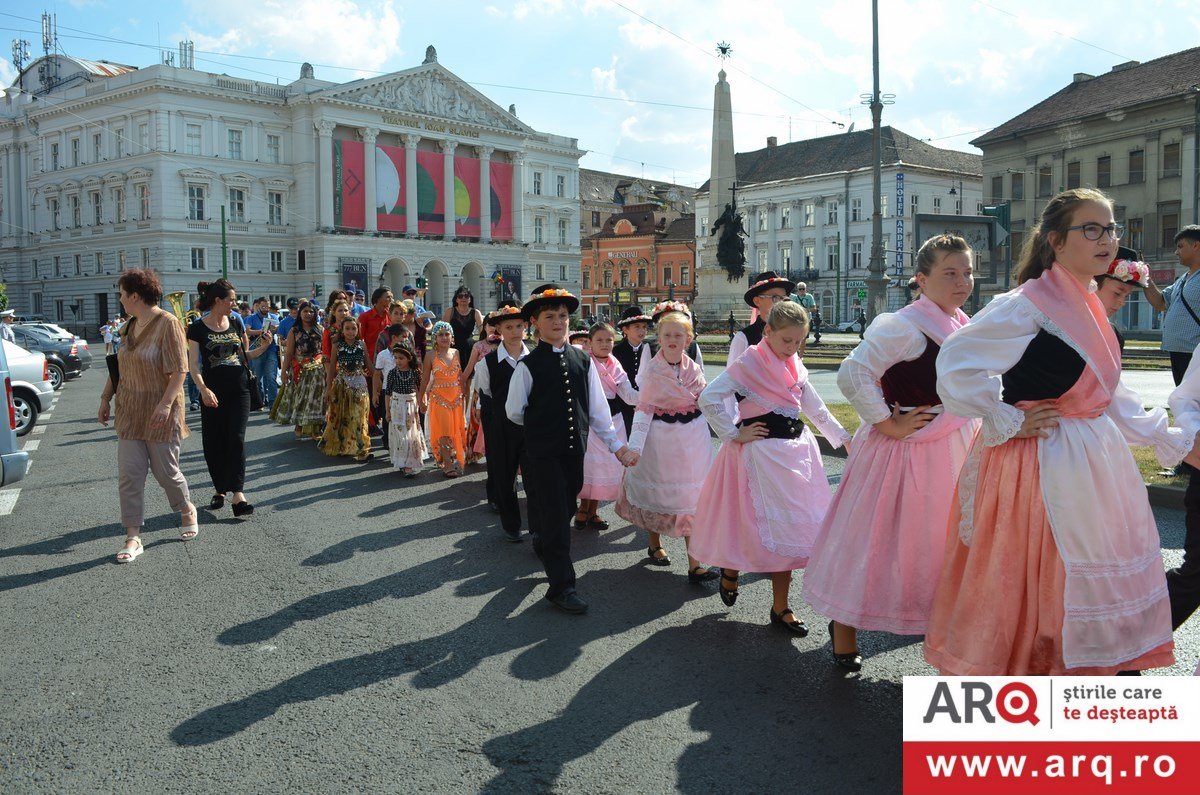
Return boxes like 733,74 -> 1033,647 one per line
864,0 -> 889,324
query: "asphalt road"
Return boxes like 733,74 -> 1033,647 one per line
1,367 -> 1197,794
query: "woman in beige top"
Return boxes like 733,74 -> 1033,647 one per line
97,269 -> 195,563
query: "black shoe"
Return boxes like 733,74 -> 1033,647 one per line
769,608 -> 809,637
232,501 -> 254,518
574,515 -> 589,531
209,494 -> 225,510
687,565 -> 720,584
718,569 -> 739,606
548,590 -> 588,614
828,621 -> 863,671
488,501 -> 501,513
646,546 -> 672,567
503,529 -> 523,543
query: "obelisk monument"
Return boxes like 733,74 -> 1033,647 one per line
695,68 -> 746,323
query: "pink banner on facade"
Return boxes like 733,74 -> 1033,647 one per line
453,154 -> 482,238
333,139 -> 365,230
375,143 -> 407,233
415,150 -> 445,235
489,161 -> 514,241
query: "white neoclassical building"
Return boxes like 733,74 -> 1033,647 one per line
0,47 -> 582,330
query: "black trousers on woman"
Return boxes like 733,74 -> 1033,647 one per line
200,364 -> 250,494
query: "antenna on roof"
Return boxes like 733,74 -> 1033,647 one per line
38,12 -> 59,92
11,38 -> 30,73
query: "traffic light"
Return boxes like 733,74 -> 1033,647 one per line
415,276 -> 427,289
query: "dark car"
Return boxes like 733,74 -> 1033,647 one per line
10,325 -> 91,389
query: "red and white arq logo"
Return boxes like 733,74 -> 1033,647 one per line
923,681 -> 1040,726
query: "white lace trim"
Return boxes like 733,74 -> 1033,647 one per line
1064,550 -> 1164,578
1019,296 -> 1092,364
1156,426 -> 1192,468
726,375 -> 801,419
982,404 -> 1025,447
1064,583 -> 1168,620
956,437 -> 985,546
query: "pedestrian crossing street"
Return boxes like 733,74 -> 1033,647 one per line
0,391 -> 57,517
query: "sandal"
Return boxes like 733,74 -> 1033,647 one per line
574,512 -> 590,530
829,621 -> 863,671
770,608 -> 809,637
586,515 -> 610,530
209,493 -> 225,510
718,569 -> 739,606
180,505 -> 199,541
687,565 -> 720,584
646,546 -> 672,567
116,536 -> 143,564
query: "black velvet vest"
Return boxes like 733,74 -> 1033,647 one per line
880,335 -> 941,408
740,318 -> 766,347
483,349 -> 519,425
612,339 -> 655,384
522,341 -> 591,457
1001,330 -> 1087,404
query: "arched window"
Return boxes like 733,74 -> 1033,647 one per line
620,271 -> 629,288
603,270 -> 612,288
637,268 -> 646,287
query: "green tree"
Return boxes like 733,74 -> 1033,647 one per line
0,281 -> 8,311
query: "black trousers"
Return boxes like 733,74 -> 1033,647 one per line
1170,351 -> 1193,386
200,365 -> 250,494
484,416 -> 524,535
522,453 -> 585,598
374,391 -> 389,448
1169,469 -> 1200,629
479,408 -> 499,507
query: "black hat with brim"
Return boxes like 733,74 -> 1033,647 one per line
521,284 -> 580,321
744,271 -> 797,306
616,304 -> 654,328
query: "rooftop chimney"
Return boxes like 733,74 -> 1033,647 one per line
1073,72 -> 1094,83
1110,60 -> 1140,72
767,136 -> 777,148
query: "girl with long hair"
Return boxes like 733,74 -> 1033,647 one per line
321,316 -> 372,461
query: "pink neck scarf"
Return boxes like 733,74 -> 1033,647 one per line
591,354 -> 628,398
635,350 -> 706,415
899,295 -> 969,344
1018,264 -> 1121,391
724,340 -> 807,419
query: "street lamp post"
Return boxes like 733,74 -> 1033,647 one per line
864,0 -> 890,325
667,280 -> 676,301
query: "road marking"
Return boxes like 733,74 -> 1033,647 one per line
0,490 -> 18,516
22,439 -> 39,452
31,425 -> 46,435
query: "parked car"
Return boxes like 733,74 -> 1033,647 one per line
9,325 -> 91,389
13,315 -> 48,324
2,340 -> 54,437
1,340 -> 32,486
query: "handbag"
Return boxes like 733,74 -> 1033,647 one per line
105,352 -> 120,390
238,343 -> 265,411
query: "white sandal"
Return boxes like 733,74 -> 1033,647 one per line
180,507 -> 199,542
116,536 -> 143,564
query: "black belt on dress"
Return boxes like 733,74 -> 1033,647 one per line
737,411 -> 805,439
654,408 -> 702,424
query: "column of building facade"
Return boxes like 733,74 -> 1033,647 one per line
361,127 -> 379,234
477,145 -> 494,243
511,152 -> 525,245
815,201 -> 827,279
1145,132 -> 1161,258
767,203 -> 779,273
746,206 -> 758,272
316,120 -> 336,229
440,139 -> 457,241
790,200 -> 803,278
1,144 -> 12,239
103,174 -> 124,225
403,134 -> 419,236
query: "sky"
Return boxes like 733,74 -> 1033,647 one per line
2,0 -> 1199,189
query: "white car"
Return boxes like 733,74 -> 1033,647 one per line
1,341 -> 32,485
2,339 -> 55,437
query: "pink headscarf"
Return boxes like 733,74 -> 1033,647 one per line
591,353 -> 629,399
1018,263 -> 1121,391
635,350 -> 705,415
724,339 -> 808,419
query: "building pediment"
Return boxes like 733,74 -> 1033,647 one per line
178,167 -> 218,182
220,171 -> 256,187
317,64 -> 533,135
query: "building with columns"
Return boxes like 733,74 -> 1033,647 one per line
972,46 -> 1200,337
693,127 -> 981,326
0,47 -> 582,332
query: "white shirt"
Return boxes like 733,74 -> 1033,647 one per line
505,344 -> 625,454
0,323 -> 14,343
473,342 -> 529,397
374,349 -> 396,387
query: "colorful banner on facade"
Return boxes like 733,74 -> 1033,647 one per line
453,154 -> 482,238
333,139 -> 366,230
414,150 -> 446,235
499,266 -> 522,306
375,143 -> 408,233
340,260 -> 369,299
489,161 -> 514,241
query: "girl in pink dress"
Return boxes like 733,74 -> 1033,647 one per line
925,188 -> 1188,675
576,322 -> 638,529
616,309 -> 718,583
692,301 -> 851,636
803,235 -> 981,672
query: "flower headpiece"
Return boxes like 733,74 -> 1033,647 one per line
652,300 -> 689,317
1106,258 -> 1150,286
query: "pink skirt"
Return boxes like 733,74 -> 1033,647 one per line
615,417 -> 712,537
923,438 -> 1175,675
803,421 -> 976,634
690,433 -> 832,573
578,420 -> 628,501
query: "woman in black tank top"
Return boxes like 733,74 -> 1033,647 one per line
443,286 -> 482,366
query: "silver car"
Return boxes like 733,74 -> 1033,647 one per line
2,339 -> 55,438
1,341 -> 32,485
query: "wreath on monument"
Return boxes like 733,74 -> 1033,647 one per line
709,203 -> 747,283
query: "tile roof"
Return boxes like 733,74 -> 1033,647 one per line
698,126 -> 980,193
580,168 -> 695,211
972,46 -> 1200,147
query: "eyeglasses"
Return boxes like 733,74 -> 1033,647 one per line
763,294 -> 788,302
796,288 -> 807,292
1067,222 -> 1124,241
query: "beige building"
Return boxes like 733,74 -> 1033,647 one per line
972,46 -> 1200,335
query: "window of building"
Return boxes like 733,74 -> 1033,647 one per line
191,247 -> 205,270
138,184 -> 150,220
933,196 -> 942,214
141,248 -> 150,268
803,244 -> 815,270
31,292 -> 42,315
117,250 -> 126,271
53,256 -> 61,276
803,202 -> 814,227
637,268 -> 646,287
558,218 -> 568,245
663,265 -> 673,284
556,174 -> 565,198
559,264 -> 567,280
1097,156 -> 1111,188
591,210 -> 601,227
533,172 -> 542,195
91,191 -> 102,226
910,194 -> 919,217
828,201 -> 839,225
92,133 -> 102,163
50,142 -> 59,171
1128,150 -> 1144,183
955,197 -> 963,215
74,254 -> 82,275
534,216 -> 544,243
185,123 -> 202,156
270,250 -> 283,272
1128,217 -> 1144,251
1161,202 -> 1181,248
753,248 -> 764,268
756,210 -> 766,232
828,245 -> 840,271
70,195 -> 81,227
114,188 -> 125,223
227,188 -> 246,223
850,240 -> 863,269
48,198 -> 59,230
227,129 -> 243,160
991,175 -> 1003,202
188,185 -> 205,220
267,191 -> 283,226
582,270 -> 591,289
977,201 -> 984,214
138,123 -> 149,153
1038,164 -> 1053,197
55,299 -> 65,323
94,252 -> 103,275
532,263 -> 542,280
1011,172 -> 1024,201
71,138 -> 80,167
851,197 -> 862,221
603,270 -> 612,288
780,205 -> 791,228
680,265 -> 690,285
115,129 -> 125,158
780,246 -> 791,271
231,249 -> 246,271
1164,142 -> 1181,177
1066,161 -> 1080,189
266,134 -> 281,164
